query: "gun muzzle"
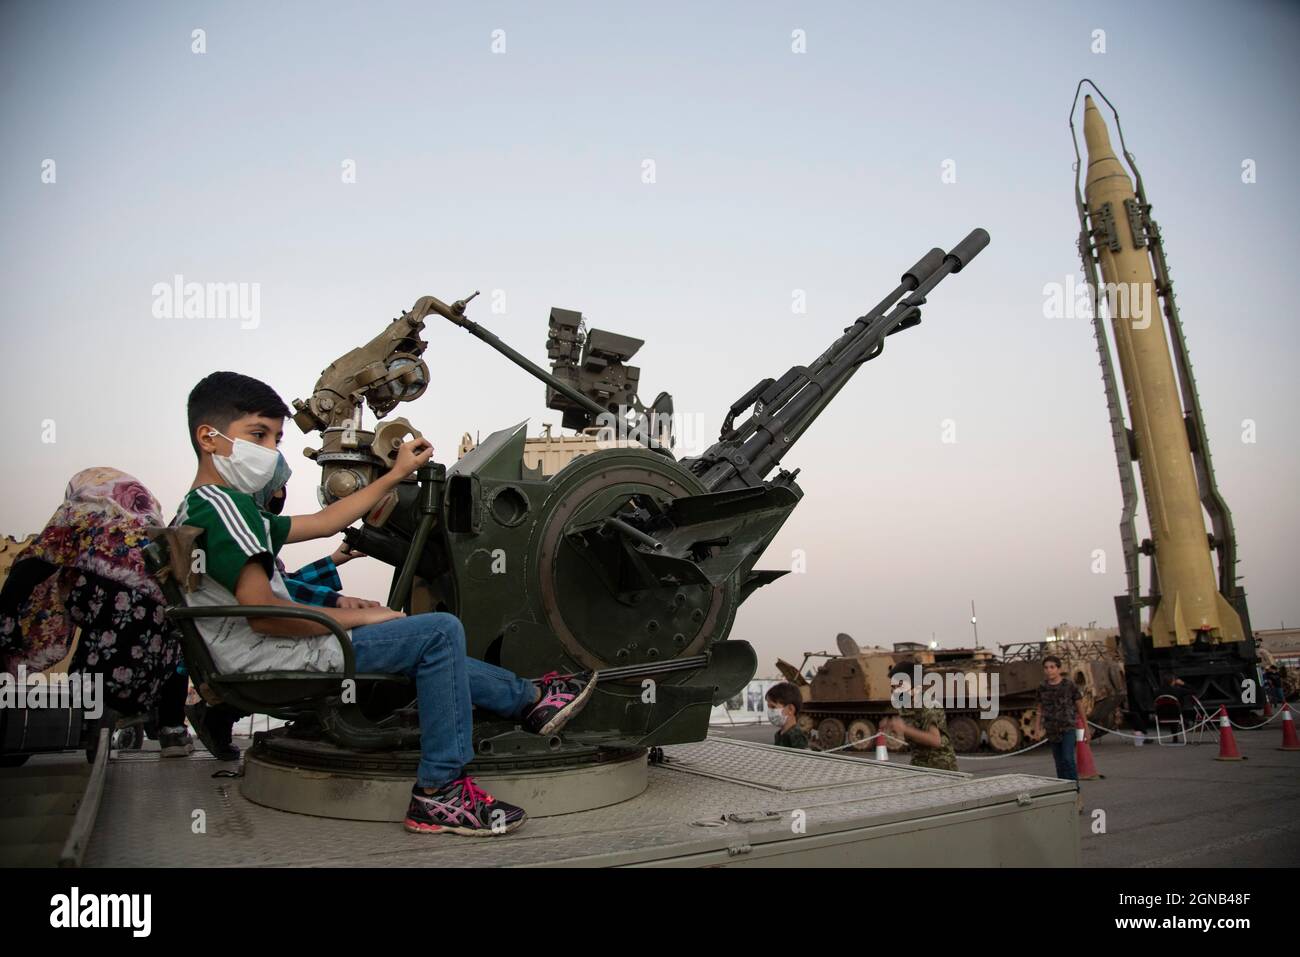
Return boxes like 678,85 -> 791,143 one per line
902,248 -> 947,288
946,228 -> 991,273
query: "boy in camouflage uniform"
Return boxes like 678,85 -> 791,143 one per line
881,686 -> 959,771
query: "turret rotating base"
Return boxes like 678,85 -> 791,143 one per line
240,731 -> 648,821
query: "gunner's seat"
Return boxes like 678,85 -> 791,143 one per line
143,527 -> 418,751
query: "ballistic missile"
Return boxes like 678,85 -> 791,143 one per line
1081,95 -> 1245,647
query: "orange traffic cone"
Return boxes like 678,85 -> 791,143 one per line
1074,716 -> 1102,780
1279,703 -> 1300,752
874,732 -> 889,761
1215,706 -> 1244,761
1263,697 -> 1274,718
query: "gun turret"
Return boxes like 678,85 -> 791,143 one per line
284,236 -> 990,761
683,228 -> 990,492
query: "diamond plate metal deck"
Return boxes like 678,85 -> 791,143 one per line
81,735 -> 1078,867
660,737 -> 956,791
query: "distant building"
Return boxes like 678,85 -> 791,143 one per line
1045,622 -> 1119,644
1257,628 -> 1300,669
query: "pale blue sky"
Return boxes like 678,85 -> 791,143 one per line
2,0 -> 1297,666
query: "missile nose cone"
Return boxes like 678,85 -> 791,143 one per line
1082,95 -> 1117,162
1081,93 -> 1128,193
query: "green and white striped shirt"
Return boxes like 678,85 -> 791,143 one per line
172,485 -> 346,674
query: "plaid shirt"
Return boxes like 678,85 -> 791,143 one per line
278,557 -> 344,608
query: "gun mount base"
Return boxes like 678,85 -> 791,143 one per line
240,729 -> 647,821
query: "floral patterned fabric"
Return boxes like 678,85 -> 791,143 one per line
0,467 -> 180,714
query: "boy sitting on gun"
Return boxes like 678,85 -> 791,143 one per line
175,371 -> 596,836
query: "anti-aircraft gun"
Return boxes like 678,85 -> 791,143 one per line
273,229 -> 988,809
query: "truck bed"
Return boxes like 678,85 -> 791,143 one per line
76,734 -> 1079,867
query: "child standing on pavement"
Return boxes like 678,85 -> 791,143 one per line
1034,655 -> 1088,812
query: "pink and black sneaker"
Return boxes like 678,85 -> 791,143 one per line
523,670 -> 597,736
404,776 -> 527,836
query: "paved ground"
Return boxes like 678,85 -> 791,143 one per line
714,718 -> 1300,866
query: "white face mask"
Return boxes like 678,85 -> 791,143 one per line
207,429 -> 281,496
767,707 -> 788,727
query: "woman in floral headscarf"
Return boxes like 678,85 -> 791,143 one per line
0,467 -> 181,719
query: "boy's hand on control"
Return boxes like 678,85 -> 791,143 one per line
331,543 -> 366,565
390,438 -> 433,477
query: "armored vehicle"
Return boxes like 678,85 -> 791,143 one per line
780,632 -> 1126,754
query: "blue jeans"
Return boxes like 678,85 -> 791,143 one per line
1049,730 -> 1078,782
350,612 -> 536,788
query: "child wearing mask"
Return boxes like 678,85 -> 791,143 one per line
173,371 -> 595,835
765,681 -> 809,749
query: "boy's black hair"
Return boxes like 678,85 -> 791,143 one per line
765,681 -> 803,715
187,371 -> 291,456
1042,654 -> 1063,668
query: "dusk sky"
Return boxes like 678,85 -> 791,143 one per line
3,0 -> 1296,669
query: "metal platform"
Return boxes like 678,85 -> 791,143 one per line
241,738 -> 649,820
78,735 -> 1080,867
